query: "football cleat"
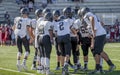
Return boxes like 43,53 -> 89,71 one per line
16,64 -> 22,72
55,66 -> 60,70
21,64 -> 28,71
31,64 -> 37,70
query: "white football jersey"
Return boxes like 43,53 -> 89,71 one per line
37,20 -> 53,36
35,17 -> 44,35
14,17 -> 31,38
84,12 -> 106,36
31,19 -> 37,29
64,17 -> 76,37
55,20 -> 70,36
74,19 -> 93,37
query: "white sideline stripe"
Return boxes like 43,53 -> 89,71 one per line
0,67 -> 35,75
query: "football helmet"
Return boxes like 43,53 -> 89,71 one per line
42,8 -> 51,14
62,7 -> 72,18
20,8 -> 29,15
44,12 -> 53,22
35,9 -> 42,17
81,7 -> 90,16
58,15 -> 65,21
53,10 -> 60,17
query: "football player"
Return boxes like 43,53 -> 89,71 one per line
52,10 -> 62,70
74,9 -> 95,71
63,7 -> 82,72
54,14 -> 73,75
37,12 -> 54,75
31,9 -> 43,71
81,7 -> 116,74
13,8 -> 33,72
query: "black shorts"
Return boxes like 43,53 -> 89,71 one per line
16,36 -> 30,53
94,34 -> 106,54
37,35 -> 52,58
57,34 -> 71,56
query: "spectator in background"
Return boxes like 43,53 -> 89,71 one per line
0,24 -> 2,46
22,0 -> 28,5
114,19 -> 120,42
114,19 -> 119,25
0,0 -> 2,3
1,24 -> 5,46
16,0 -> 20,5
4,11 -> 10,24
119,24 -> 120,41
74,5 -> 79,15
110,26 -> 115,42
47,0 -> 52,4
11,28 -> 16,46
28,1 -> 34,12
41,0 -> 47,9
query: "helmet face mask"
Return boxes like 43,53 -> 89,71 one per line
63,7 -> 72,18
35,9 -> 42,17
81,7 -> 90,17
20,8 -> 29,16
44,12 -> 53,22
53,10 -> 60,20
42,8 -> 51,15
58,15 -> 65,21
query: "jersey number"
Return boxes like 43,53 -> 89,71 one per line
59,22 -> 64,31
17,23 -> 21,29
39,25 -> 44,34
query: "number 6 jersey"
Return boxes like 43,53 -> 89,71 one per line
14,17 -> 31,38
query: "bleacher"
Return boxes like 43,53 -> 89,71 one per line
0,0 -> 120,25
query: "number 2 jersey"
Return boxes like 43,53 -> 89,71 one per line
54,20 -> 70,36
14,17 -> 31,38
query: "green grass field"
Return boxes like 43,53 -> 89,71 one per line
0,43 -> 120,75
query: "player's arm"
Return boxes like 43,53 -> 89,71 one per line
89,16 -> 96,37
27,25 -> 34,43
49,24 -> 54,44
49,29 -> 54,44
70,24 -> 78,36
29,26 -> 35,40
90,35 -> 94,49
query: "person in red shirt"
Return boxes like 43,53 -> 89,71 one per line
0,24 -> 2,46
110,26 -> 115,42
1,24 -> 5,46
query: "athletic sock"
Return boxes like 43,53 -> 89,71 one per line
33,56 -> 37,66
107,60 -> 114,66
84,61 -> 88,68
96,64 -> 100,70
22,59 -> 26,65
17,60 -> 20,65
57,62 -> 60,67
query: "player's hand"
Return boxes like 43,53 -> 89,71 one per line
90,44 -> 94,49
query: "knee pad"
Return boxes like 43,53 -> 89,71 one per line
24,51 -> 29,57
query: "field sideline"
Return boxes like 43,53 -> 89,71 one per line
0,43 -> 120,75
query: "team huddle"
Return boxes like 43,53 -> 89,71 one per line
13,7 -> 116,75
